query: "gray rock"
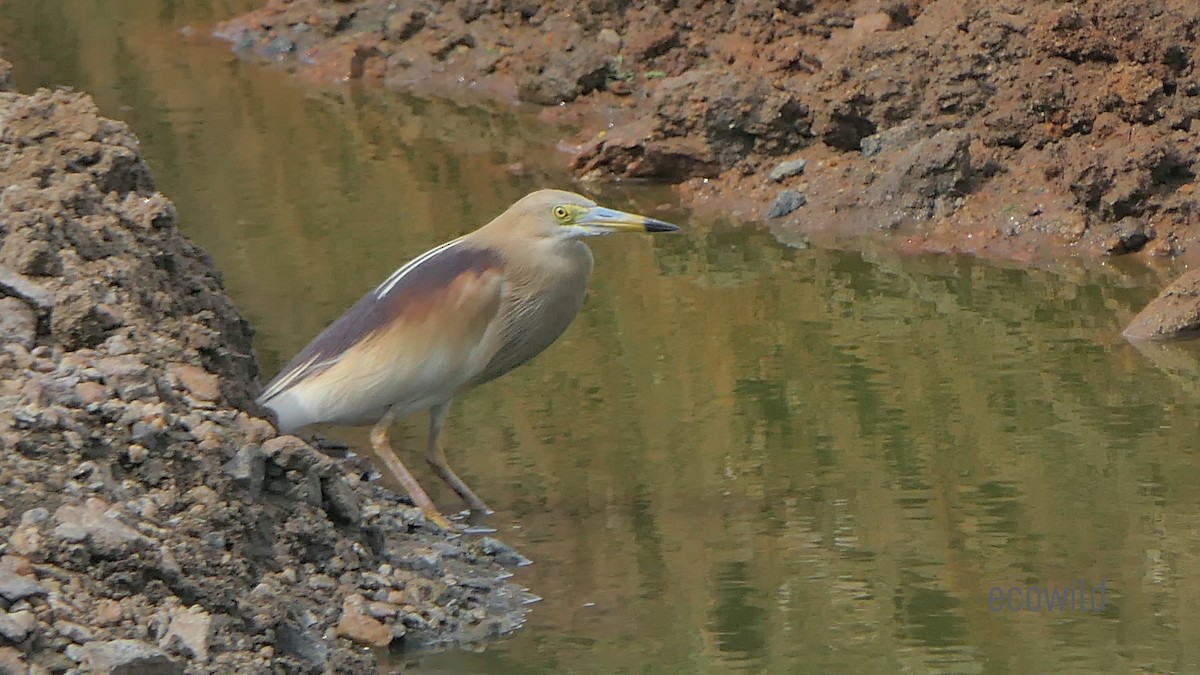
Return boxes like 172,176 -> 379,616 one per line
0,561 -> 44,603
274,619 -> 329,667
163,606 -> 211,662
0,297 -> 37,348
321,476 -> 362,524
766,190 -> 808,219
0,610 -> 36,643
1125,268 -> 1200,340
55,620 -> 95,643
866,129 -> 971,218
222,445 -> 265,498
230,30 -> 258,53
262,36 -> 295,58
53,500 -> 153,559
0,264 -> 54,312
859,123 -> 937,158
0,646 -> 27,675
477,537 -> 532,567
768,158 -> 807,183
75,640 -> 181,675
517,44 -> 612,105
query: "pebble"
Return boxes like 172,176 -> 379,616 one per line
0,609 -> 37,643
74,639 -> 181,675
0,265 -> 53,311
765,190 -> 807,218
335,595 -> 392,648
52,498 -> 152,557
0,556 -> 45,602
74,381 -> 108,406
768,158 -> 807,183
477,537 -> 532,567
172,364 -> 221,403
0,297 -> 37,349
165,605 -> 211,662
262,36 -> 296,58
55,620 -> 95,643
0,647 -> 26,674
125,444 -> 149,464
95,600 -> 123,625
597,28 -> 621,48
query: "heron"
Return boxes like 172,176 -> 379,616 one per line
258,189 -> 679,528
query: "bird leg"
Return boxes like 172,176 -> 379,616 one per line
426,401 -> 495,515
369,407 -> 455,530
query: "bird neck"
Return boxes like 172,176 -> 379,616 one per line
506,237 -> 594,290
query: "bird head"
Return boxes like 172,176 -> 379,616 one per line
494,189 -> 680,241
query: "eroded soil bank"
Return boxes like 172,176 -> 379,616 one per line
0,59 -> 530,674
217,0 -> 1200,264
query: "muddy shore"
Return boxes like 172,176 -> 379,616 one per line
216,0 -> 1200,264
0,58 -> 531,674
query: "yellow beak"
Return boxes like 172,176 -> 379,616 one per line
578,206 -> 680,234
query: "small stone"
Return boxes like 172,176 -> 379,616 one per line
56,620 -> 95,643
262,36 -> 295,58
75,381 -> 108,406
0,610 -> 36,643
609,80 -> 632,96
0,646 -> 26,675
234,414 -> 275,444
476,537 -> 532,567
172,364 -> 220,402
125,444 -> 149,465
75,639 -> 181,675
385,7 -> 426,42
164,605 -> 211,662
597,28 -> 621,49
765,190 -> 807,218
95,600 -> 123,626
53,498 -> 152,558
336,595 -> 393,648
0,557 -> 45,603
0,298 -> 37,349
0,265 -> 54,311
185,485 -> 219,506
768,158 -> 807,183
321,476 -> 361,524
365,601 -> 399,619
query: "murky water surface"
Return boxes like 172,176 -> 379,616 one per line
5,2 -> 1200,673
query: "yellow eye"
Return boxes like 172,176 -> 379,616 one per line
552,205 -> 570,221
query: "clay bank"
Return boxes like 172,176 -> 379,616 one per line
217,0 -> 1200,264
0,59 -> 531,674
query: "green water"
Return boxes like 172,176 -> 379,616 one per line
4,3 -> 1200,673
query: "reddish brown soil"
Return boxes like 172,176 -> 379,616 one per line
216,0 -> 1200,264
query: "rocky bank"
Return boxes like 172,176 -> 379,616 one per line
216,0 -> 1200,263
0,59 -> 531,674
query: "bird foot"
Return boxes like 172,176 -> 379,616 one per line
421,508 -> 459,532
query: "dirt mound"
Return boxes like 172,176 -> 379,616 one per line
0,61 -> 530,674
215,0 -> 1200,263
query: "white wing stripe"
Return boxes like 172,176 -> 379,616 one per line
374,237 -> 463,299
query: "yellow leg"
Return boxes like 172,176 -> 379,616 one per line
426,401 -> 494,515
369,408 -> 454,530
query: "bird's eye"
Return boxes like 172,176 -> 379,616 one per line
552,206 -> 570,221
